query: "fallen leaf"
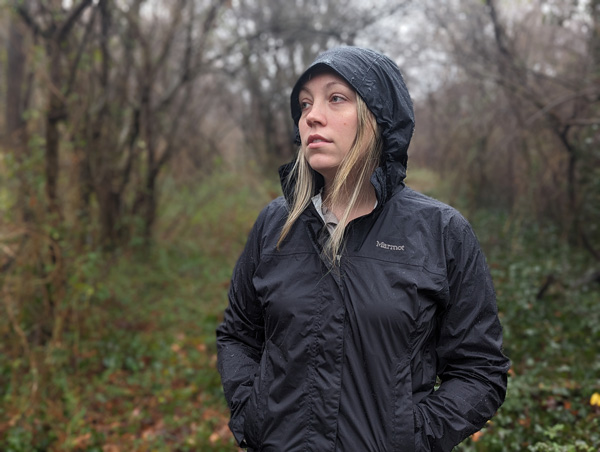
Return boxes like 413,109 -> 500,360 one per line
102,445 -> 120,452
72,432 -> 91,448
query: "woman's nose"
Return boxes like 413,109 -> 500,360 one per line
305,101 -> 326,127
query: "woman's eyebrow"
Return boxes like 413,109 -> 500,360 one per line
299,81 -> 351,95
323,80 -> 349,89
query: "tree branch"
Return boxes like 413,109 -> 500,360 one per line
64,4 -> 98,97
14,2 -> 44,37
56,0 -> 94,42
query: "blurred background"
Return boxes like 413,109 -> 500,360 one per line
0,0 -> 599,450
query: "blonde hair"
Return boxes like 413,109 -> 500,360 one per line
278,94 -> 382,264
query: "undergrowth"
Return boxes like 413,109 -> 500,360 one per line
458,214 -> 600,451
0,170 -> 276,451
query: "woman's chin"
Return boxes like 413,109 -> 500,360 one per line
307,160 -> 339,180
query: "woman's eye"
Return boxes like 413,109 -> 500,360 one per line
331,95 -> 346,103
300,101 -> 311,110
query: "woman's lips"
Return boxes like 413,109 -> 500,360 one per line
307,134 -> 330,148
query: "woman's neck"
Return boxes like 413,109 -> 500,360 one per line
322,179 -> 376,225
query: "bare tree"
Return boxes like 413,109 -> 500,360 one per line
14,0 -> 95,216
74,0 -> 229,246
217,0 -> 413,169
409,0 -> 600,258
0,0 -> 233,362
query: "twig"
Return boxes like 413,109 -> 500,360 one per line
536,273 -> 557,300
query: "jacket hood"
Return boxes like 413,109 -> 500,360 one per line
288,46 -> 415,201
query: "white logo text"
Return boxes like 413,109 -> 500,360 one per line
376,240 -> 405,251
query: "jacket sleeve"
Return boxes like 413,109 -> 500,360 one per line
216,214 -> 266,447
413,214 -> 510,452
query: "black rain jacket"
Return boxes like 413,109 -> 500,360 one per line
217,47 -> 510,452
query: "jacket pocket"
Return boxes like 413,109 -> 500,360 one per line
391,357 -> 415,452
243,352 -> 270,448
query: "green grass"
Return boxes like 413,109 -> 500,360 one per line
0,169 -> 598,451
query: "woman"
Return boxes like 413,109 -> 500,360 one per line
217,47 -> 510,452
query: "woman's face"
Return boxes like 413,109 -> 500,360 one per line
298,71 -> 358,182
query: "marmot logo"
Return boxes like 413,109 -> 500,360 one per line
376,240 -> 405,251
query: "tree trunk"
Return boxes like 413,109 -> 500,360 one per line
591,0 -> 600,78
6,20 -> 26,140
45,41 -> 66,217
5,18 -> 33,223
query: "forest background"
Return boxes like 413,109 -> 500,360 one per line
0,0 -> 599,450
